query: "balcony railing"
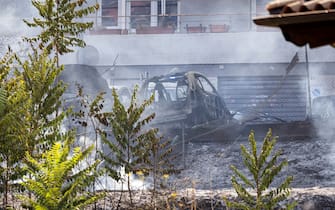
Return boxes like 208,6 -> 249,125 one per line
85,12 -> 278,35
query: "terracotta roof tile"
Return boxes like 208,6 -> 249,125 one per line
253,0 -> 335,48
267,0 -> 335,14
282,1 -> 305,13
266,0 -> 302,14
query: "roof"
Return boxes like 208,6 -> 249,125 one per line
266,0 -> 335,14
253,0 -> 335,48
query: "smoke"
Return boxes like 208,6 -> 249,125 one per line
0,1 -> 34,35
0,1 -> 35,58
0,7 -> 20,56
0,10 -> 19,35
308,57 -> 335,168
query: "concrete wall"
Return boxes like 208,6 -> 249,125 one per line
61,31 -> 335,66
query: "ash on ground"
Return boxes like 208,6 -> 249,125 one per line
171,135 -> 335,191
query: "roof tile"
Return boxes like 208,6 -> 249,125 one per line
266,0 -> 302,14
254,0 -> 335,48
267,0 -> 335,14
283,1 -> 305,13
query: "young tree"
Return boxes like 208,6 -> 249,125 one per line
141,129 -> 176,209
0,0 -> 101,207
20,132 -> 104,210
0,0 -> 100,206
24,0 -> 99,65
0,51 -> 31,208
224,129 -> 296,210
0,47 -> 69,208
98,86 -> 155,206
16,48 -> 68,157
98,86 -> 176,208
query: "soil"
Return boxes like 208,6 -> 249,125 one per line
160,132 -> 335,209
92,131 -> 335,209
173,135 -> 335,190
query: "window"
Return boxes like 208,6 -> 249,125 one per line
102,0 -> 118,26
158,0 -> 177,29
130,1 -> 151,29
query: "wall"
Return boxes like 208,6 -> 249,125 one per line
61,31 -> 335,66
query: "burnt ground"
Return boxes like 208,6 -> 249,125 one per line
172,135 -> 335,190
92,133 -> 335,209
156,131 -> 335,209
77,122 -> 335,209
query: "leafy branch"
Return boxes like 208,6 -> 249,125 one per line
224,129 -> 296,210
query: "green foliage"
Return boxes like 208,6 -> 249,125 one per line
16,48 -> 68,156
141,127 -> 176,181
99,86 -> 155,180
224,129 -> 296,210
74,84 -> 176,207
0,0 -> 100,208
0,88 -> 6,115
98,86 -> 175,206
24,0 -> 99,56
0,51 -> 31,207
20,132 -> 104,210
140,128 -> 176,208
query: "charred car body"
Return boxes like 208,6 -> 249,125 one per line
139,71 -> 241,142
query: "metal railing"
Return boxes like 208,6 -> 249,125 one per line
85,12 -> 277,35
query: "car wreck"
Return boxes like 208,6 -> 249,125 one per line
139,71 -> 241,142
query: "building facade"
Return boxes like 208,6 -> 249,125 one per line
65,0 -> 335,67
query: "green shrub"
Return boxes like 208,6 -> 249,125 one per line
97,86 -> 176,207
20,133 -> 104,210
24,0 -> 99,64
224,129 -> 296,210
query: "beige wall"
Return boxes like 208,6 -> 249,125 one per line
60,31 -> 335,66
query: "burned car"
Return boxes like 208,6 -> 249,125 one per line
139,71 -> 239,142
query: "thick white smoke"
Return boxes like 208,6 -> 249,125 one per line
0,1 -> 35,58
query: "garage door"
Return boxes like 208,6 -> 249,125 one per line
218,75 -> 307,123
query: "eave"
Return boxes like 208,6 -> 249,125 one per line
253,9 -> 335,48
